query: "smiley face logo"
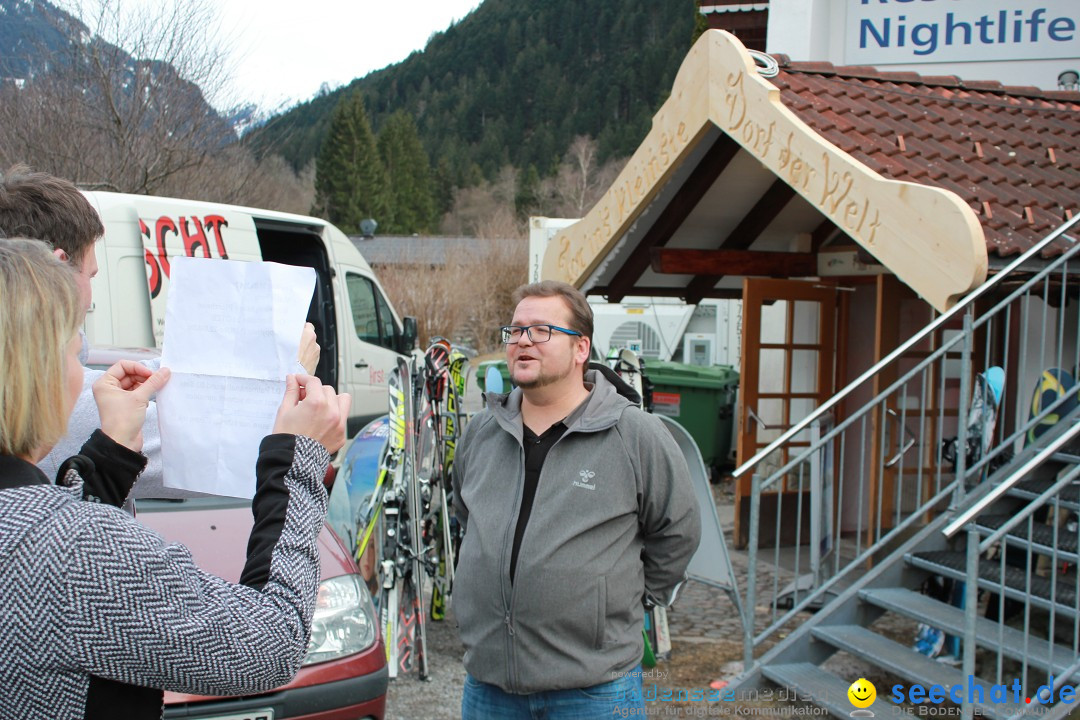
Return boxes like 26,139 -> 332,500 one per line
848,678 -> 876,711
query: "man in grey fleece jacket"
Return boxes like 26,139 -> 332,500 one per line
452,280 -> 701,719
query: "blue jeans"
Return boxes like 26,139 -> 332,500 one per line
462,666 -> 646,719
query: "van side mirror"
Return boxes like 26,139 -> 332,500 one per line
400,316 -> 418,354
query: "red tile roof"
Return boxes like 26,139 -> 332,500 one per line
768,56 -> 1080,258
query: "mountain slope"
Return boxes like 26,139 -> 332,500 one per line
0,0 -> 231,140
251,0 -> 696,185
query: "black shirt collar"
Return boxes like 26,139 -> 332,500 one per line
0,454 -> 52,490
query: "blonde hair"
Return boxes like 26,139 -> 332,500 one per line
0,239 -> 81,458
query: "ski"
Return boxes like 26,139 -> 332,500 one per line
609,347 -> 673,663
397,353 -> 429,680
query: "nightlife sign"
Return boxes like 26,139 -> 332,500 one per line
846,0 -> 1080,64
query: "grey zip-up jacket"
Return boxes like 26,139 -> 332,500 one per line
452,369 -> 701,694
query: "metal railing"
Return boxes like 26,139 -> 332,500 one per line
736,213 -> 1080,672
957,419 -> 1080,719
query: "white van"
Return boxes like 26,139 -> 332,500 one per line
80,191 -> 417,436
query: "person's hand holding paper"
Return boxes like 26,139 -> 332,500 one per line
273,374 -> 350,454
157,257 -> 320,498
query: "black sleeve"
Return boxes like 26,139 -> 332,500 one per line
239,434 -> 301,590
57,429 -> 148,508
58,431 -> 159,717
64,435 -> 330,698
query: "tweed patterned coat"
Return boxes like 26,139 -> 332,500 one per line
0,432 -> 329,720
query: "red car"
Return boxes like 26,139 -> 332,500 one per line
88,347 -> 389,720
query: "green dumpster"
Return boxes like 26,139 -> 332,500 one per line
644,361 -> 739,471
476,359 -> 513,393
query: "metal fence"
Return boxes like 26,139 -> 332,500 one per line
733,212 -> 1080,688
944,421 -> 1080,719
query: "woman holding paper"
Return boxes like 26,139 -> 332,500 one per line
0,238 -> 351,720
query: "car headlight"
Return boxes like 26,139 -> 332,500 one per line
304,574 -> 377,665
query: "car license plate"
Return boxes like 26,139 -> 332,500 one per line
193,711 -> 274,720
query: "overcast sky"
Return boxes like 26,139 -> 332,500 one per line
62,0 -> 483,113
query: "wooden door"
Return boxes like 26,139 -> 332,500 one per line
870,276 -> 962,539
735,278 -> 839,547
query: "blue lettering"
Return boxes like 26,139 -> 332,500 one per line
1035,677 -> 1056,705
928,685 -> 946,703
1061,685 -> 1076,703
860,18 -> 891,49
891,685 -> 905,703
689,689 -> 704,702
910,685 -> 925,702
945,13 -> 972,45
969,678 -> 984,705
912,22 -> 938,54
856,7 -> 1077,59
1050,17 -> 1076,41
1027,8 -> 1047,42
950,684 -> 962,704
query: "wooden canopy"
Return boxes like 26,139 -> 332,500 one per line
541,30 -> 989,312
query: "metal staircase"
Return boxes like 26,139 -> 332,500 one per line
728,214 -> 1080,720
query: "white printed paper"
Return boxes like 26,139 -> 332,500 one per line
157,257 -> 316,498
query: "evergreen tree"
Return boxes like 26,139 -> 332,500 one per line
692,1 -> 709,44
312,91 -> 389,234
432,155 -> 456,217
515,164 -> 540,217
377,110 -> 438,233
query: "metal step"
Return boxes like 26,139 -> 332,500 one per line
1009,476 -> 1080,511
907,550 -> 1078,613
860,587 -> 1080,680
810,625 -> 1029,720
976,514 -> 1080,562
761,662 -> 913,719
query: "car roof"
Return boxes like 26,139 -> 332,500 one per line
86,345 -> 161,368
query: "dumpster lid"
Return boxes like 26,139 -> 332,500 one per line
646,360 -> 739,389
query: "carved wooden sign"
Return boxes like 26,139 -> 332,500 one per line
542,29 -> 988,312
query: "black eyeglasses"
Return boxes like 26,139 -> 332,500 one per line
500,324 -> 582,344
